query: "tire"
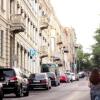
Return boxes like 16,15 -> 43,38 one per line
23,87 -> 29,96
0,94 -> 3,100
54,82 -> 57,86
0,90 -> 3,100
0,97 -> 3,100
15,86 -> 23,97
49,86 -> 51,89
45,86 -> 49,90
23,91 -> 29,96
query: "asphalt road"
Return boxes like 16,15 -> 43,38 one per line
4,79 -> 90,100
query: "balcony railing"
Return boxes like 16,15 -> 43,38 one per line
40,46 -> 48,58
63,47 -> 69,53
57,37 -> 63,45
10,14 -> 25,33
40,16 -> 49,30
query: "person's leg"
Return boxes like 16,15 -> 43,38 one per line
90,92 -> 95,100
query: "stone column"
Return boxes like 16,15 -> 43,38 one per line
22,48 -> 25,71
13,40 -> 17,67
18,45 -> 21,68
25,51 -> 28,73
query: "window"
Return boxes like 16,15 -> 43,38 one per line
0,30 -> 3,57
1,0 -> 5,12
1,0 -> 3,9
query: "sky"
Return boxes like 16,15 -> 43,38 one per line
50,0 -> 100,52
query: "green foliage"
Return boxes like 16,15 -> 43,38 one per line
92,27 -> 100,68
77,46 -> 92,71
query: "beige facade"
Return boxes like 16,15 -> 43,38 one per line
0,0 -> 59,75
63,27 -> 77,72
0,0 -> 77,75
0,0 -> 11,67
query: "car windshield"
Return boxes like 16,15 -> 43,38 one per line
66,73 -> 70,75
47,73 -> 55,77
29,74 -> 46,80
35,74 -> 46,80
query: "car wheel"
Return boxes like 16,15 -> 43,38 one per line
49,86 -> 51,89
23,87 -> 29,96
0,93 -> 3,100
54,82 -> 57,86
23,91 -> 29,96
45,86 -> 49,90
15,86 -> 23,97
0,97 -> 3,100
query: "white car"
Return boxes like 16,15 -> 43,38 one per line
70,73 -> 76,81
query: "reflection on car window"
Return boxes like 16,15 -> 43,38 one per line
0,71 -> 4,81
3,70 -> 15,77
35,74 -> 45,80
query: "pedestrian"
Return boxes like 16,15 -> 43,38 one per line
89,68 -> 100,100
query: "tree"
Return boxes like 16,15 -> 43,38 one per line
77,46 -> 92,71
92,28 -> 100,68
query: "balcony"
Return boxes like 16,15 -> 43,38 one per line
57,41 -> 63,45
40,46 -> 48,58
57,37 -> 63,45
53,57 -> 60,61
10,14 -> 25,33
63,47 -> 69,53
40,16 -> 49,30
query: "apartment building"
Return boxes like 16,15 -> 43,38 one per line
0,0 -> 76,75
0,0 -> 10,68
0,0 -> 57,75
64,27 -> 77,72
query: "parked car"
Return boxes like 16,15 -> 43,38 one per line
75,74 -> 79,81
70,73 -> 76,81
0,83 -> 3,100
28,73 -> 51,90
65,72 -> 72,82
78,71 -> 85,78
70,73 -> 79,81
47,72 -> 60,86
0,67 -> 29,97
60,73 -> 69,83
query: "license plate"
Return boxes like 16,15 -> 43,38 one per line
33,80 -> 40,82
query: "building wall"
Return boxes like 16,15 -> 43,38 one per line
0,0 -> 11,67
64,27 -> 77,72
0,0 -> 76,74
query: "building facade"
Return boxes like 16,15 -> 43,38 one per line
0,0 -> 77,75
0,0 -> 58,75
63,27 -> 77,72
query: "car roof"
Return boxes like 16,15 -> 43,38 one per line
31,73 -> 47,75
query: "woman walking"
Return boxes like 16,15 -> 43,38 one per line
89,68 -> 100,100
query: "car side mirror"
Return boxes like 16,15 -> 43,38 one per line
0,77 -> 5,81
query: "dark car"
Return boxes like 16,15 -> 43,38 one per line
47,72 -> 60,86
28,73 -> 51,90
0,67 -> 29,97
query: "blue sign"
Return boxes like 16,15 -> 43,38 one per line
30,48 -> 37,57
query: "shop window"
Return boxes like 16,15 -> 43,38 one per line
35,0 -> 37,3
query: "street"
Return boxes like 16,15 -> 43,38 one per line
4,79 -> 90,100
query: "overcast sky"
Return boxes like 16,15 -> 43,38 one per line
50,0 -> 100,52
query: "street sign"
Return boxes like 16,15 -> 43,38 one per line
30,48 -> 37,57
